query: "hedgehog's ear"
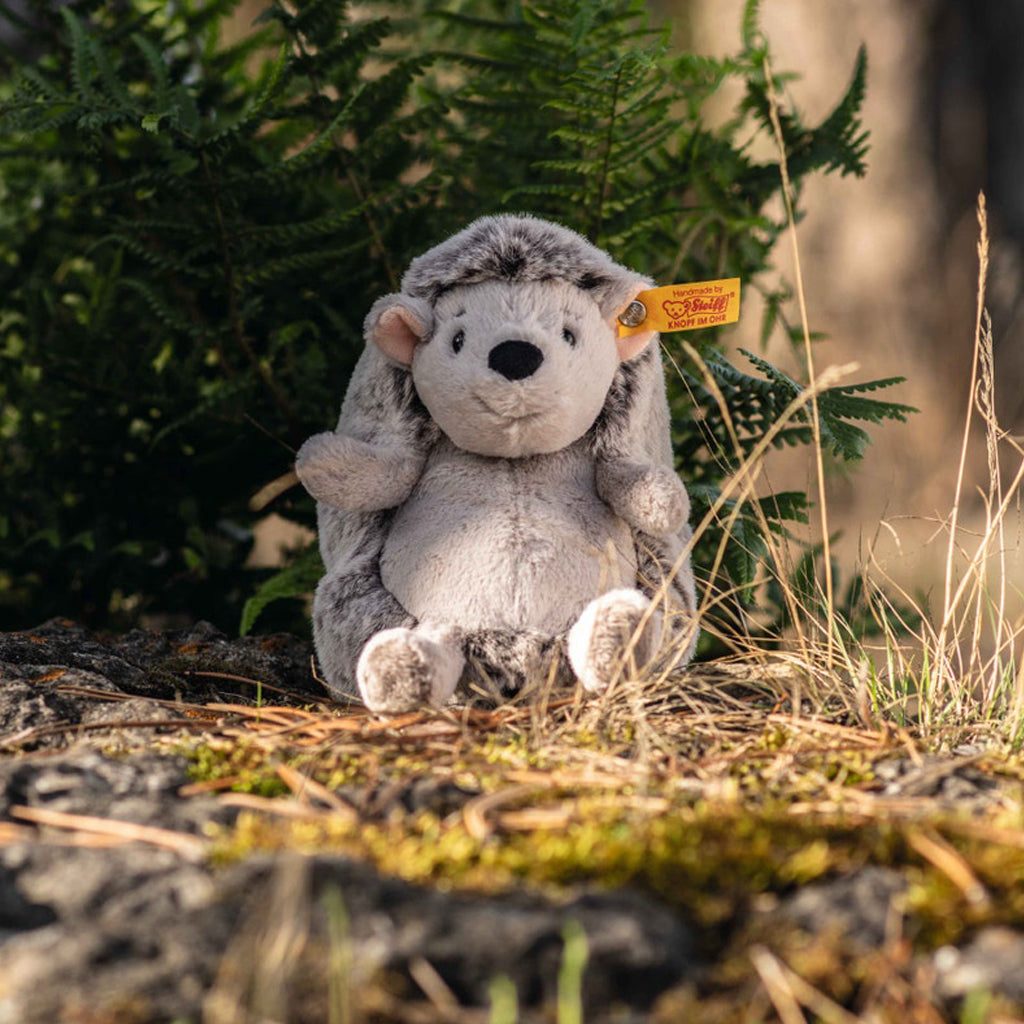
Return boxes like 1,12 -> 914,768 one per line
604,279 -> 656,361
365,294 -> 434,366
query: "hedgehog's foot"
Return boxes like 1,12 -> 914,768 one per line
356,624 -> 463,713
567,589 -> 663,694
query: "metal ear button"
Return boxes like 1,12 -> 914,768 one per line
618,300 -> 647,328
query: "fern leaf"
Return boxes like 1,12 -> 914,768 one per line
119,277 -> 205,339
812,44 -> 869,177
204,44 -> 289,145
240,543 -> 324,636
741,0 -> 764,49
17,65 -> 66,104
240,241 -> 373,285
132,31 -> 173,107
60,8 -> 100,102
149,374 -> 252,450
236,202 -> 366,246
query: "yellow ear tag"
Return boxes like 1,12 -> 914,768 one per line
617,277 -> 741,336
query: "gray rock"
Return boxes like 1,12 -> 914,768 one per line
0,619 -> 321,752
0,618 -> 321,706
0,850 -> 696,1023
0,747 -> 232,833
933,927 -> 1024,1003
873,754 -> 1006,808
378,877 -> 693,1009
781,866 -> 907,947
0,846 -> 237,1024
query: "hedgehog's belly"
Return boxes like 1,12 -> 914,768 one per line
379,443 -> 636,634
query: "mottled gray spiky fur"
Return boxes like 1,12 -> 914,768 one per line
402,214 -> 640,315
304,215 -> 698,704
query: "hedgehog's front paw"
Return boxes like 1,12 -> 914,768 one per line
356,626 -> 464,713
296,432 -> 424,512
595,459 -> 689,536
567,589 -> 663,694
633,465 -> 690,535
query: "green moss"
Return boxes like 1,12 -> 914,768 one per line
207,783 -> 1024,980
212,795 -> 896,924
171,687 -> 1024,1020
184,740 -> 288,797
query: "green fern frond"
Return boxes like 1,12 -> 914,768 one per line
742,43 -> 869,183
810,44 -> 869,176
820,378 -> 917,421
738,350 -> 915,460
60,8 -> 102,103
741,0 -> 764,49
149,374 -> 253,450
289,18 -> 392,83
429,10 -> 532,34
93,30 -> 134,107
241,242 -> 374,285
240,543 -> 324,636
235,203 -> 366,246
274,0 -> 346,50
100,231 -> 217,280
119,277 -> 206,339
15,65 -> 66,103
204,45 -> 289,145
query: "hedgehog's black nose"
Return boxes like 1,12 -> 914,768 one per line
488,340 -> 544,381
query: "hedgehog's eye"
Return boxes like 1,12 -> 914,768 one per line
562,327 -> 577,348
452,330 -> 465,354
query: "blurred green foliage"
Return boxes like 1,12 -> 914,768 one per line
0,0 -> 912,638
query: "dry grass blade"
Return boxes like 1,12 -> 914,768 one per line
497,806 -> 574,831
183,669 -> 322,702
0,821 -> 50,844
752,946 -> 863,1024
941,819 -> 1024,851
504,768 -> 634,789
408,957 -> 460,1013
939,194 -> 990,679
0,716 -> 207,750
219,792 -> 334,822
178,774 -> 252,797
274,763 -> 358,817
750,946 -> 809,1024
204,702 -> 317,724
905,829 -> 991,910
55,682 -> 222,717
198,700 -> 555,750
763,715 -> 883,746
763,53 -> 835,667
249,467 -> 300,511
361,711 -> 430,732
9,805 -> 208,860
462,784 -> 538,840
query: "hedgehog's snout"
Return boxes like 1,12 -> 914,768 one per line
488,339 -> 544,381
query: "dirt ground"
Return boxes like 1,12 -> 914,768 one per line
2,619 -> 1023,1023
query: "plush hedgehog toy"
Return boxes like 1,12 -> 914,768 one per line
296,215 -> 698,712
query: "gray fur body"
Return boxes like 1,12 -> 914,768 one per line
298,216 -> 698,711
381,435 -> 635,633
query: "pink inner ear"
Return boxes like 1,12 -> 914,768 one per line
616,329 -> 656,361
374,308 -> 424,365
